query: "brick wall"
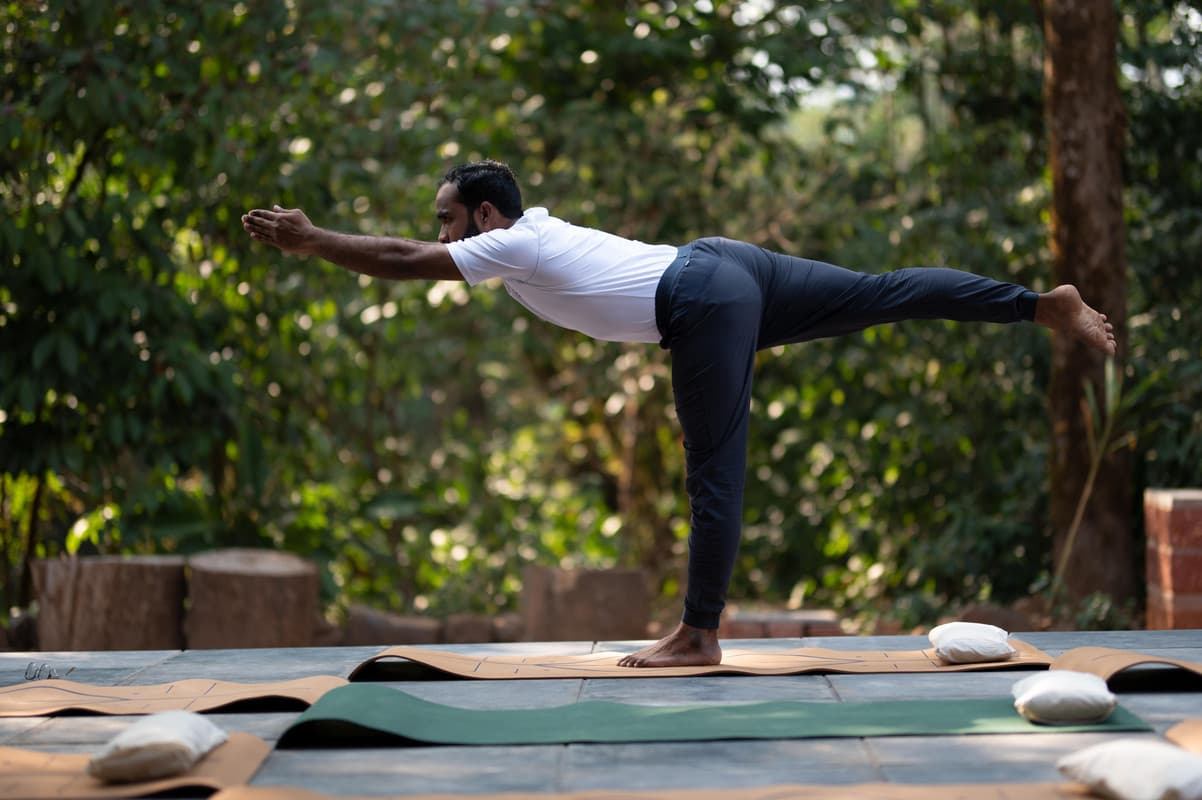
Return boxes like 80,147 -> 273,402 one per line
1145,488 -> 1202,629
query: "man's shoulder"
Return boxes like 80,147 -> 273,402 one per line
517,206 -> 554,226
519,207 -> 608,241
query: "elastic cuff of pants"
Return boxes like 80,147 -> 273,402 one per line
681,607 -> 721,630
1018,289 -> 1039,322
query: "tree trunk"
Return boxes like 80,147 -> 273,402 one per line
185,548 -> 318,649
1042,1 -> 1134,603
32,556 -> 186,650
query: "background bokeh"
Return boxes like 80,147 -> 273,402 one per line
2,0 -> 1200,633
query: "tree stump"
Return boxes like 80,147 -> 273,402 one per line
185,549 -> 318,649
444,613 -> 494,644
32,556 -> 186,650
521,565 -> 649,642
341,604 -> 443,646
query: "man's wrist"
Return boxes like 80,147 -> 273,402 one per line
300,226 -> 329,257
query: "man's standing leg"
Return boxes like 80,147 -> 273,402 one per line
619,243 -> 761,667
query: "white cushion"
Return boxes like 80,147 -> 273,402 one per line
928,621 -> 1016,664
1012,670 -> 1117,724
87,710 -> 227,783
1057,738 -> 1202,800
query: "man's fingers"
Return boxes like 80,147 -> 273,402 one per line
241,212 -> 276,242
242,206 -> 303,250
242,209 -> 282,239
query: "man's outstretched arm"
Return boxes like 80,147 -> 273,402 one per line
242,205 -> 463,282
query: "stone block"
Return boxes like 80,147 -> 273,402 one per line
492,612 -> 524,642
444,613 -> 494,644
342,604 -> 442,645
720,608 -> 843,639
719,617 -> 766,638
521,566 -> 649,642
805,619 -> 847,637
957,602 -> 1035,633
873,618 -> 904,635
311,614 -> 344,647
5,609 -> 36,651
764,619 -> 805,638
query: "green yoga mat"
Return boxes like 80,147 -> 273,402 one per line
276,684 -> 1150,748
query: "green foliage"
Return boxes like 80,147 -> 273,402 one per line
2,0 -> 1199,631
1123,2 -> 1202,502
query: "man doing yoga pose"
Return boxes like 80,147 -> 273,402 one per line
243,160 -> 1116,669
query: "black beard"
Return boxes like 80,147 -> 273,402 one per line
462,217 -> 482,239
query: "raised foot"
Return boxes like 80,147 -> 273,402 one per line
1034,285 -> 1117,355
617,622 -> 722,668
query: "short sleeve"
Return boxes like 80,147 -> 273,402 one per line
446,221 -> 540,286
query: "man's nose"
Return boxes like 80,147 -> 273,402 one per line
437,226 -> 450,244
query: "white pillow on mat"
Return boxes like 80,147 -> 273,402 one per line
88,710 -> 227,783
1057,739 -> 1202,800
1012,670 -> 1117,724
928,621 -> 1016,664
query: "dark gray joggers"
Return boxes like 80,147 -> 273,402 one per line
654,237 -> 1037,629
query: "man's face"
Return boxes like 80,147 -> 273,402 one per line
435,183 -> 481,244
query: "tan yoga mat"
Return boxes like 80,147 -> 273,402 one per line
1167,719 -> 1202,754
0,731 -> 270,800
0,675 -> 347,717
349,639 -> 1051,680
1051,646 -> 1202,689
210,780 -> 1092,800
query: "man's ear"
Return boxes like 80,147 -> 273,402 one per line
476,201 -> 494,228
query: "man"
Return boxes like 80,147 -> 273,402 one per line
243,159 -> 1115,668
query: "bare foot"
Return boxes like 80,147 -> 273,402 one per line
1034,285 -> 1117,355
617,622 -> 722,668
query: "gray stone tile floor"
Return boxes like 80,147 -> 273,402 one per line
0,649 -> 177,686
1,629 -> 1200,795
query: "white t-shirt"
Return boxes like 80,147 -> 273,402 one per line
446,207 -> 678,343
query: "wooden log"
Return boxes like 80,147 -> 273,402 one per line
444,613 -> 494,644
341,604 -> 442,646
185,548 -> 318,649
32,556 -> 186,650
521,565 -> 649,642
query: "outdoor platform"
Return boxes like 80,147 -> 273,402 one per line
2,629 -> 1201,797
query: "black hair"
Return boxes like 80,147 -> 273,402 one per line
439,160 -> 524,219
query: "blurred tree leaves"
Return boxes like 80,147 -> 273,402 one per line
2,0 -> 1199,629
